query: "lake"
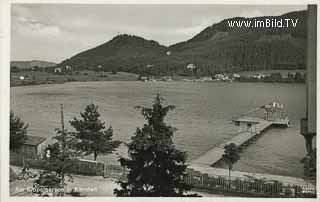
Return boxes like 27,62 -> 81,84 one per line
10,81 -> 307,178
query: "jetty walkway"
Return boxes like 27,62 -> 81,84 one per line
188,112 -> 313,188
190,117 -> 289,167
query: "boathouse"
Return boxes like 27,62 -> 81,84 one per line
233,117 -> 260,133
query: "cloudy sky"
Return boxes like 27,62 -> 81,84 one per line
11,4 -> 307,63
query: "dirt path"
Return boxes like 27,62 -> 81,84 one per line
10,166 -> 221,197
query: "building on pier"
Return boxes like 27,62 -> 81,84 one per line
233,117 -> 260,133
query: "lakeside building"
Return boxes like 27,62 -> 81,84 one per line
214,73 -> 232,81
162,76 -> 172,81
232,73 -> 240,78
65,65 -> 72,71
54,67 -> 62,73
186,63 -> 196,70
17,135 -> 47,159
139,76 -> 149,82
251,73 -> 266,80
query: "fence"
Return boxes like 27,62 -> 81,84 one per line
10,152 -> 126,179
185,168 -> 316,198
68,159 -> 105,176
10,152 -> 316,197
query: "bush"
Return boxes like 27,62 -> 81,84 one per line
67,78 -> 77,82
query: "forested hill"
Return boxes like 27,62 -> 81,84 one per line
59,10 -> 307,76
60,34 -> 166,73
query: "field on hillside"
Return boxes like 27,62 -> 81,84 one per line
10,71 -> 139,86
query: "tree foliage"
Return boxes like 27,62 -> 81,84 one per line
114,94 -> 195,197
34,128 -> 77,196
44,128 -> 79,174
10,111 -> 28,151
222,143 -> 240,180
69,103 -> 121,160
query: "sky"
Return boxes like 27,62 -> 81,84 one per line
11,4 -> 307,63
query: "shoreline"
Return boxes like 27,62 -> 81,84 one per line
10,79 -> 306,88
10,69 -> 306,87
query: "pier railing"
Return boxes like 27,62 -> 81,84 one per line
185,168 -> 316,198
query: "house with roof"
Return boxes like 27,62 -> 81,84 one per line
19,135 -> 47,159
233,117 -> 260,134
65,65 -> 72,71
54,67 -> 62,73
186,63 -> 196,70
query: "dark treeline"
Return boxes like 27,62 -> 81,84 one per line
237,72 -> 306,83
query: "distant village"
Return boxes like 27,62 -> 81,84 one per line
138,63 -> 305,83
11,62 -> 306,86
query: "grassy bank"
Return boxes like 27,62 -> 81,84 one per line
10,69 -> 306,87
10,70 -> 139,87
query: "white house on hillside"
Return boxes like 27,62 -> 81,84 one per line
54,67 -> 62,73
186,63 -> 196,70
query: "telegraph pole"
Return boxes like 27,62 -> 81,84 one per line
60,104 -> 65,134
60,104 -> 65,196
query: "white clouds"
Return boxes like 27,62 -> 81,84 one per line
171,16 -> 222,37
20,21 -> 62,37
12,10 -> 62,38
11,4 -> 307,62
239,9 -> 265,18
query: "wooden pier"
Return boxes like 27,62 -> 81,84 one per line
190,116 -> 290,167
187,104 -> 313,189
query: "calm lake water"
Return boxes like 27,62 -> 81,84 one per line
10,81 -> 307,177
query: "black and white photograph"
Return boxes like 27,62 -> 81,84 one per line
1,1 -> 318,198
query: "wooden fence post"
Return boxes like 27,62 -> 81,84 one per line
202,174 -> 208,189
78,160 -> 81,174
95,161 -> 97,175
104,163 -> 107,177
294,185 -> 298,198
123,165 -> 126,176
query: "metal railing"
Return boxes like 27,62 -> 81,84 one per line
10,152 -> 316,197
185,168 -> 316,198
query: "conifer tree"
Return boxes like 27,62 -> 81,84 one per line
10,111 -> 28,151
70,104 -> 121,160
114,94 -> 194,197
222,143 -> 240,181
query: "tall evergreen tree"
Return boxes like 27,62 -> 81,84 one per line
114,94 -> 194,197
222,143 -> 240,181
10,111 -> 28,151
70,103 -> 121,160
